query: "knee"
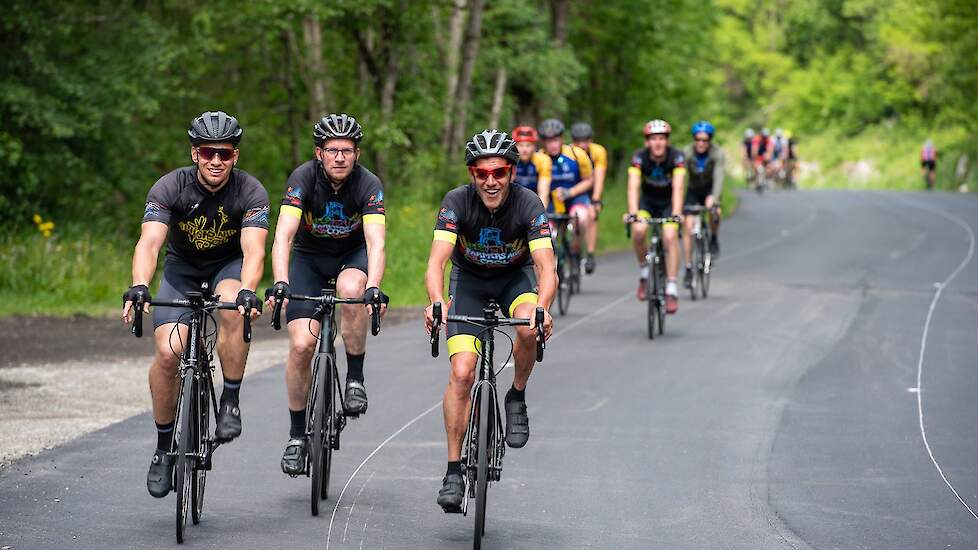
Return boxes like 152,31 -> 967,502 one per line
449,363 -> 475,392
336,278 -> 364,300
153,348 -> 180,375
290,335 -> 317,360
515,326 -> 535,347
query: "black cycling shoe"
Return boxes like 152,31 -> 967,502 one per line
584,255 -> 596,274
683,268 -> 693,289
504,399 -> 530,448
437,473 -> 465,513
710,237 -> 720,256
147,449 -> 175,498
281,438 -> 307,477
344,380 -> 368,416
215,401 -> 241,442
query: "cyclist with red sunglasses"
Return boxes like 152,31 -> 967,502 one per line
122,110 -> 269,498
424,129 -> 556,512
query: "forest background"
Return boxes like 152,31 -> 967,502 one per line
2,0 -> 976,315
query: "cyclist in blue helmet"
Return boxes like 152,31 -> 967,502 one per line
682,120 -> 724,272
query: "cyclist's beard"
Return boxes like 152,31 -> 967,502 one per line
196,160 -> 234,191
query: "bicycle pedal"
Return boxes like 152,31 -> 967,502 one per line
441,505 -> 464,514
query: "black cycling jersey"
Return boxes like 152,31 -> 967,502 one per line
143,166 -> 269,269
743,138 -> 754,159
629,146 -> 686,204
683,143 -> 725,200
281,161 -> 386,255
433,184 -> 552,277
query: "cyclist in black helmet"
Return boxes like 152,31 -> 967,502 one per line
424,129 -> 557,512
266,113 -> 389,477
122,110 -> 269,498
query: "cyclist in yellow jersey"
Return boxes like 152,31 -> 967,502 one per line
571,122 -> 607,274
512,126 -> 552,206
538,119 -> 594,265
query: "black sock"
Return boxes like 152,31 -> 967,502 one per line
346,352 -> 365,383
221,376 -> 241,405
156,421 -> 175,452
711,235 -> 718,243
446,460 -> 463,477
506,386 -> 525,403
289,409 -> 307,439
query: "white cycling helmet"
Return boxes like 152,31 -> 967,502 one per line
643,119 -> 671,136
774,127 -> 783,137
744,128 -> 755,138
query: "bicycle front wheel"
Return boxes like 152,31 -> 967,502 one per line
473,385 -> 490,549
320,356 -> 336,500
556,248 -> 569,316
174,372 -> 195,543
309,354 -> 327,516
655,255 -> 666,335
700,239 -> 711,299
191,376 -> 210,525
646,272 -> 656,340
689,236 -> 700,302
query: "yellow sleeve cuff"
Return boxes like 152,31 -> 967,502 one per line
673,167 -> 687,176
529,237 -> 553,251
628,166 -> 641,176
433,230 -> 458,244
363,214 -> 386,225
281,205 -> 303,219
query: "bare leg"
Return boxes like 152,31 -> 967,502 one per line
663,225 -> 680,281
285,317 -> 320,411
149,323 -> 188,424
510,302 -> 538,391
336,268 -> 368,356
631,223 -> 648,266
444,352 -> 477,461
214,278 -> 248,383
682,216 -> 695,267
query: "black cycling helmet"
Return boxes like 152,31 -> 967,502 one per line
538,118 -> 565,139
314,113 -> 364,146
464,129 -> 519,166
188,111 -> 243,146
570,122 -> 593,140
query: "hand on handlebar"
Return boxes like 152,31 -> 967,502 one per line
424,300 -> 449,336
528,306 -> 553,341
122,284 -> 151,324
236,289 -> 262,319
263,281 -> 290,310
363,286 -> 389,318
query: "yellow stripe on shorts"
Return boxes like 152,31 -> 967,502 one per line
447,334 -> 481,356
508,292 -> 538,317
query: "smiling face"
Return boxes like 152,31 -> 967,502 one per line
516,141 -> 537,161
191,142 -> 238,187
470,157 -> 514,212
693,132 -> 711,154
645,133 -> 668,158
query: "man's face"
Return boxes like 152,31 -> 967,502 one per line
646,133 -> 668,157
317,138 -> 359,181
516,141 -> 536,161
470,157 -> 513,211
542,136 -> 563,156
573,138 -> 592,150
693,132 -> 711,154
191,143 -> 238,187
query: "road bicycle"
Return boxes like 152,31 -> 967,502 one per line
683,204 -> 714,301
429,301 -> 544,550
131,282 -> 252,543
626,214 -> 681,340
269,285 -> 384,516
547,213 -> 577,316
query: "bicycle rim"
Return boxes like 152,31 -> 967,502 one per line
309,355 -> 326,516
701,245 -> 711,299
191,377 -> 209,525
557,256 -> 569,316
655,259 -> 666,334
175,373 -> 195,543
689,239 -> 699,301
646,274 -> 656,340
473,386 -> 490,549
320,356 -> 336,500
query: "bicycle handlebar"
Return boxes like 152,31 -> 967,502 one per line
130,297 -> 248,341
429,302 -> 545,362
624,214 -> 683,238
273,293 -> 384,336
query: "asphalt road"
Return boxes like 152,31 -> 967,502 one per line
1,190 -> 976,549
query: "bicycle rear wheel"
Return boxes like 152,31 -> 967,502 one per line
320,356 -> 336,500
191,376 -> 210,525
309,354 -> 327,516
569,252 -> 581,295
689,235 -> 700,301
654,253 -> 666,335
556,246 -> 569,316
174,372 -> 195,543
646,269 -> 656,340
700,238 -> 711,299
473,385 -> 490,549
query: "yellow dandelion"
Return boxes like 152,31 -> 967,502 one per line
33,213 -> 43,225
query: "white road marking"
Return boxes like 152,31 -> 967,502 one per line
718,204 -> 818,263
343,470 -> 375,544
582,397 -> 609,413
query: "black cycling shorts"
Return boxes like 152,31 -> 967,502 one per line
286,246 -> 368,322
684,188 -> 711,207
921,160 -> 936,170
446,265 -> 538,356
153,256 -> 243,328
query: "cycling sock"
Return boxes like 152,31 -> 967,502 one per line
639,264 -> 650,279
685,264 -> 693,271
506,386 -> 525,403
221,376 -> 241,405
289,408 -> 306,439
156,421 -> 175,452
666,279 -> 678,296
711,234 -> 718,243
346,352 -> 365,382
447,461 -> 463,477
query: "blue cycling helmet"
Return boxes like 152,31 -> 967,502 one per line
691,120 -> 715,139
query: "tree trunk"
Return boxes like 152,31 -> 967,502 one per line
303,12 -> 330,121
488,64 -> 507,129
281,31 -> 301,167
440,0 -> 468,150
374,24 -> 401,183
551,0 -> 568,46
447,0 -> 486,155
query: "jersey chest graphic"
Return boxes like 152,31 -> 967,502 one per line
178,205 -> 237,250
304,201 -> 362,238
458,226 -> 526,266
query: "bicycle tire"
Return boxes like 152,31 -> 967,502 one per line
174,372 -> 195,543
700,238 -> 711,299
689,235 -> 700,302
655,252 -> 666,335
320,355 -> 336,500
646,270 -> 656,340
556,246 -> 569,316
309,354 -> 326,516
569,253 -> 581,295
473,385 -> 490,549
191,376 -> 209,525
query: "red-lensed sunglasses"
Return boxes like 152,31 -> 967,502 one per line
197,146 -> 235,161
470,166 -> 512,181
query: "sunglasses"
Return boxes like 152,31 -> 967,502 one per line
470,166 -> 512,181
197,146 -> 235,161
695,137 -> 711,143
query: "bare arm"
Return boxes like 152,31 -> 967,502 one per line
711,149 -> 725,201
531,248 -> 557,309
424,240 -> 454,333
132,221 -> 167,286
363,222 -> 386,289
537,176 -> 552,209
671,171 -> 685,217
570,175 -> 593,198
592,166 -> 607,202
627,168 -> 641,214
270,211 -> 300,283
239,226 -> 267,292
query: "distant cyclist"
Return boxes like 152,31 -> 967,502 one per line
921,138 -> 937,190
121,111 -> 269,498
742,128 -> 756,182
571,122 -> 609,274
512,125 -> 552,206
266,114 -> 388,476
424,129 -> 556,512
538,119 -> 595,269
682,120 -> 724,279
785,130 -> 798,188
625,119 -> 684,313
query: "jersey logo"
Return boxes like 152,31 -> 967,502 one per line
143,201 -> 164,219
458,228 -> 526,267
178,205 -> 237,250
438,207 -> 458,231
243,205 -> 269,225
305,201 -> 361,238
284,186 -> 303,207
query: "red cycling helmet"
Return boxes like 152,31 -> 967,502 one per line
512,126 -> 539,143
